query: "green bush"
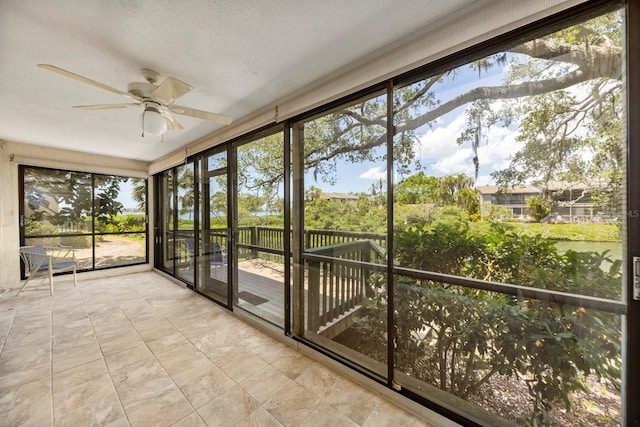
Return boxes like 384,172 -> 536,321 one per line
355,214 -> 621,426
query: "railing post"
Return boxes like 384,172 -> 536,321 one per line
307,259 -> 321,332
362,242 -> 371,300
251,226 -> 258,259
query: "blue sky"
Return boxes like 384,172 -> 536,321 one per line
306,61 -> 518,194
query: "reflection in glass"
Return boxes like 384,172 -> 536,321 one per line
176,163 -> 195,283
388,8 -> 624,424
300,92 -> 388,379
236,131 -> 286,327
22,166 -> 148,274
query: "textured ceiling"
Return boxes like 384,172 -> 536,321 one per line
0,0 -> 477,162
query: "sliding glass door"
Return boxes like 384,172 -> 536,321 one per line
196,149 -> 231,307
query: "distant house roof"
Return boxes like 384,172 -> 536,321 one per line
544,180 -> 607,191
475,185 -> 540,195
322,192 -> 359,200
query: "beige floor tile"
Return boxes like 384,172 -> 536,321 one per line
179,364 -> 235,408
0,392 -> 53,426
104,342 -> 155,372
110,355 -> 166,391
171,411 -> 207,426
0,343 -> 51,373
295,365 -> 339,399
324,378 -> 381,425
0,376 -> 51,416
218,349 -> 269,383
156,343 -> 211,382
299,402 -> 359,427
54,373 -> 124,424
126,386 -> 193,427
264,381 -> 322,426
190,329 -> 236,355
362,400 -> 430,427
96,329 -> 145,356
52,336 -> 102,373
52,359 -> 109,395
271,353 -> 317,380
239,365 -> 294,404
1,272 -> 438,427
117,373 -> 177,414
0,366 -> 51,393
236,407 -> 284,427
197,385 -> 260,426
144,330 -> 191,356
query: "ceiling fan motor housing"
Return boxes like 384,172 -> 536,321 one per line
127,82 -> 157,99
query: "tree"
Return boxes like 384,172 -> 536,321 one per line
130,179 -> 147,212
395,172 -> 440,204
236,11 -> 622,204
395,173 -> 479,216
24,168 -> 128,227
527,196 -> 551,222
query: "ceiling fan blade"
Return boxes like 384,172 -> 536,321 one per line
151,77 -> 193,104
38,64 -> 137,100
169,105 -> 233,125
73,103 -> 141,110
160,111 -> 183,130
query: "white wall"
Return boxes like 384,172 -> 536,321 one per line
0,141 -> 150,289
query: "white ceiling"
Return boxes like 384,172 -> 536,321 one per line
0,0 -> 477,162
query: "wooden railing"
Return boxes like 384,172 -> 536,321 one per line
305,239 -> 386,332
236,226 -> 386,262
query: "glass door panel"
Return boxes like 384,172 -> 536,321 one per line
157,169 -> 175,275
197,150 -> 230,306
176,163 -> 195,284
235,130 -> 286,328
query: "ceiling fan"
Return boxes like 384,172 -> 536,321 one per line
38,64 -> 233,137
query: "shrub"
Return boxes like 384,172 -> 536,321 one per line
354,216 -> 621,426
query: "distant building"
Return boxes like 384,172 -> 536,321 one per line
321,192 -> 360,201
477,180 -> 609,221
477,184 -> 540,217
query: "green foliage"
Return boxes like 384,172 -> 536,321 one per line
395,173 -> 479,217
304,195 -> 386,232
485,204 -> 513,221
99,214 -> 146,233
355,215 -> 621,425
395,172 -> 440,204
526,197 -> 550,222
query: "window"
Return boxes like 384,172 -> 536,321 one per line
21,166 -> 147,272
298,90 -> 389,379
152,2 -> 633,424
389,6 -> 625,425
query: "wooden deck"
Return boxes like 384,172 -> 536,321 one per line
236,262 -> 286,326
179,257 -> 364,331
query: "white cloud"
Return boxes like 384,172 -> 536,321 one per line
359,166 -> 386,180
415,109 -> 521,183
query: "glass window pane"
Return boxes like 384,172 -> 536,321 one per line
24,167 -> 92,236
22,166 -> 147,274
236,131 -> 286,327
94,233 -> 146,268
301,92 -> 388,379
390,8 -> 624,425
176,163 -> 195,283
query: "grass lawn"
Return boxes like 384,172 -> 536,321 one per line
471,221 -> 621,242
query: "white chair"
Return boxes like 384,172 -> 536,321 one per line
18,245 -> 77,295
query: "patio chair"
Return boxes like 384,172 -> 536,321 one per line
210,242 -> 227,266
209,242 -> 227,279
18,245 -> 77,296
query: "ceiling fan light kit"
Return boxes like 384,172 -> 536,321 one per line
140,102 -> 167,137
37,64 -> 233,138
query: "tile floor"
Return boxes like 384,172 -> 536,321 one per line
0,271 -> 437,426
